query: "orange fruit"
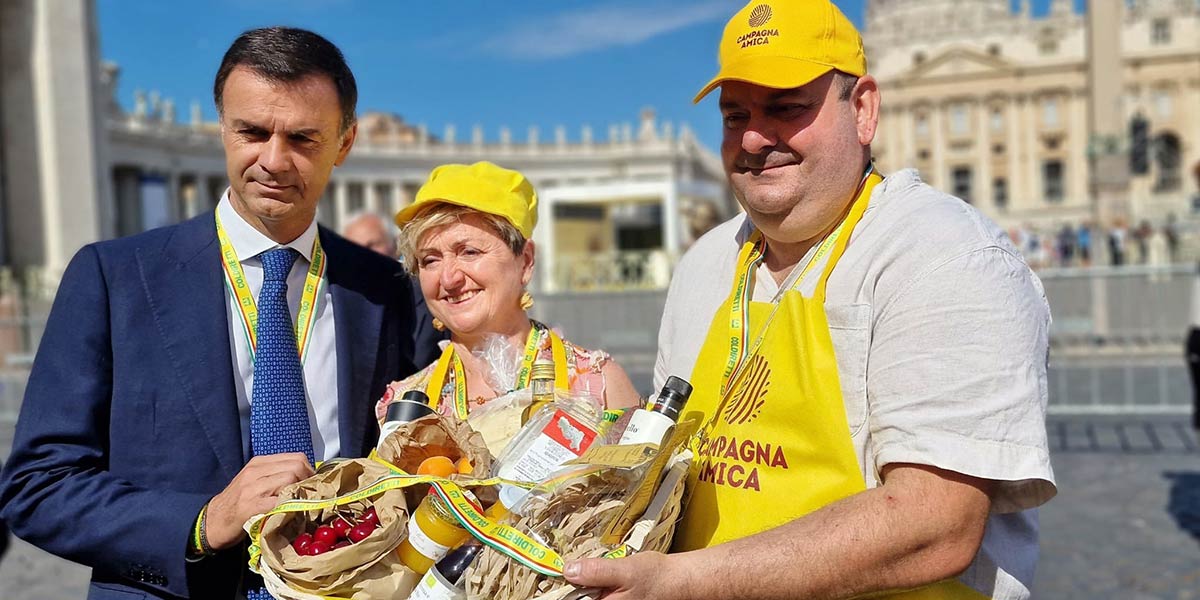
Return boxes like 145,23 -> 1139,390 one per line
416,455 -> 456,478
456,457 -> 473,475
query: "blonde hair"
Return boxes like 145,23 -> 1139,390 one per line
397,202 -> 527,276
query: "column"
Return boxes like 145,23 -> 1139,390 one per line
1068,91 -> 1089,212
662,180 -> 681,256
333,179 -> 349,231
900,103 -> 916,169
1007,97 -> 1022,211
167,171 -> 182,224
533,193 -> 557,292
365,178 -> 380,215
929,103 -> 946,190
975,100 -> 991,210
393,180 -> 407,216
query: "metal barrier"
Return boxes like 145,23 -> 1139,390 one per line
0,264 -> 1195,424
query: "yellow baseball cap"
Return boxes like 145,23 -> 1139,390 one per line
394,161 -> 538,239
693,0 -> 866,103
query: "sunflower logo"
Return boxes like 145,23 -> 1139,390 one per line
748,4 -> 773,28
723,354 -> 771,426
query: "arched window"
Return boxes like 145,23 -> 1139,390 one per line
1155,132 -> 1181,192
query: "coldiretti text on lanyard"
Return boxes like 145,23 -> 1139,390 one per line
425,321 -> 570,420
215,211 -> 326,364
719,167 -> 882,399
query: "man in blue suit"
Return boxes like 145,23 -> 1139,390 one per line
0,28 -> 432,598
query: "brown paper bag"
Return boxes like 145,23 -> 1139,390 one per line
254,458 -> 418,599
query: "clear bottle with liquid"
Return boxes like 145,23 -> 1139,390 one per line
617,376 -> 693,446
408,540 -> 484,600
492,390 -> 604,514
520,358 -> 556,425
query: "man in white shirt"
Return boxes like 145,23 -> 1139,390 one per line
566,2 -> 1055,598
0,27 -> 434,599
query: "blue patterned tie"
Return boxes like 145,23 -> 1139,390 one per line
250,247 -> 315,463
248,248 -> 313,600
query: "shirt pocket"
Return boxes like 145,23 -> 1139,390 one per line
825,303 -> 871,436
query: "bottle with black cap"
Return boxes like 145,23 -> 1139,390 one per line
408,539 -> 483,600
618,376 -> 693,446
377,390 -> 436,450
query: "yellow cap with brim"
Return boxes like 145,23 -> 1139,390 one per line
694,0 -> 866,103
394,161 -> 537,239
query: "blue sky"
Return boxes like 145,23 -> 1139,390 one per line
97,0 -> 1084,154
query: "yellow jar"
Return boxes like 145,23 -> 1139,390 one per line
397,492 -> 470,574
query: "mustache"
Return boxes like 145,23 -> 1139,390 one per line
733,151 -> 798,171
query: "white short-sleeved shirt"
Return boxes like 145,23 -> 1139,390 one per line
655,169 -> 1057,600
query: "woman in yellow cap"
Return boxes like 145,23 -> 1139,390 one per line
375,161 -> 641,426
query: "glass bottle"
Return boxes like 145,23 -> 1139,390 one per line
493,392 -> 604,514
618,376 -> 693,446
408,540 -> 484,600
521,358 -> 556,425
397,491 -> 471,574
378,389 -> 435,450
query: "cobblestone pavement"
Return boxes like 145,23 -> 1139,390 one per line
1,417 -> 1197,599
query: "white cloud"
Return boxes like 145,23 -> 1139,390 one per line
481,0 -> 737,60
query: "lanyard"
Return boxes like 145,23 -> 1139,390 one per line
719,169 -> 881,398
215,211 -> 326,364
425,321 -> 570,420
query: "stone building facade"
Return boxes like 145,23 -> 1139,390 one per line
866,0 -> 1200,233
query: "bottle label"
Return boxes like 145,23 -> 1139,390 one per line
618,410 -> 675,446
409,567 -> 463,600
406,514 -> 451,563
498,409 -> 598,483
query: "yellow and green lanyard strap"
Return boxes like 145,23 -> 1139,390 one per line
718,169 -> 883,401
424,321 -> 570,420
215,211 -> 326,363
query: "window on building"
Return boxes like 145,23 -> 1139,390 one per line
950,104 -> 969,136
952,166 -> 973,203
915,113 -> 929,138
1155,132 -> 1182,192
913,52 -> 926,65
1042,160 -> 1064,203
1041,99 -> 1059,128
992,143 -> 1006,155
1154,90 -> 1173,119
1038,39 -> 1058,55
1152,18 -> 1171,45
987,44 -> 1001,56
993,177 -> 1008,211
990,107 -> 1004,133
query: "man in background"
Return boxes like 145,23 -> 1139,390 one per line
342,211 -> 399,259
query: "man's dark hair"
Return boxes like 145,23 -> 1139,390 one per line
835,71 -> 857,101
213,27 -> 357,133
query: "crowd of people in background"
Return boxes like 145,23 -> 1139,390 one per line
1008,215 -> 1182,270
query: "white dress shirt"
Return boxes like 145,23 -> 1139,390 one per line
217,193 -> 341,462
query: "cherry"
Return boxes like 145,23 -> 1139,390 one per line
360,507 -> 379,527
313,525 -> 338,546
291,532 -> 313,555
332,540 -> 352,550
348,522 -> 375,543
307,541 -> 332,555
331,516 -> 353,539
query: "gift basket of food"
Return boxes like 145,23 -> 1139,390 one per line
244,346 -> 697,600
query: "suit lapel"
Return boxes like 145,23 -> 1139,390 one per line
323,229 -> 384,458
138,213 -> 244,479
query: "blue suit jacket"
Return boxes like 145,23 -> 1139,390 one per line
0,212 -> 429,599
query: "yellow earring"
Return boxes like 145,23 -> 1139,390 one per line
519,291 -> 534,311
432,317 -> 446,331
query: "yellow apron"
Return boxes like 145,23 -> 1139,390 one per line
674,173 -> 985,599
